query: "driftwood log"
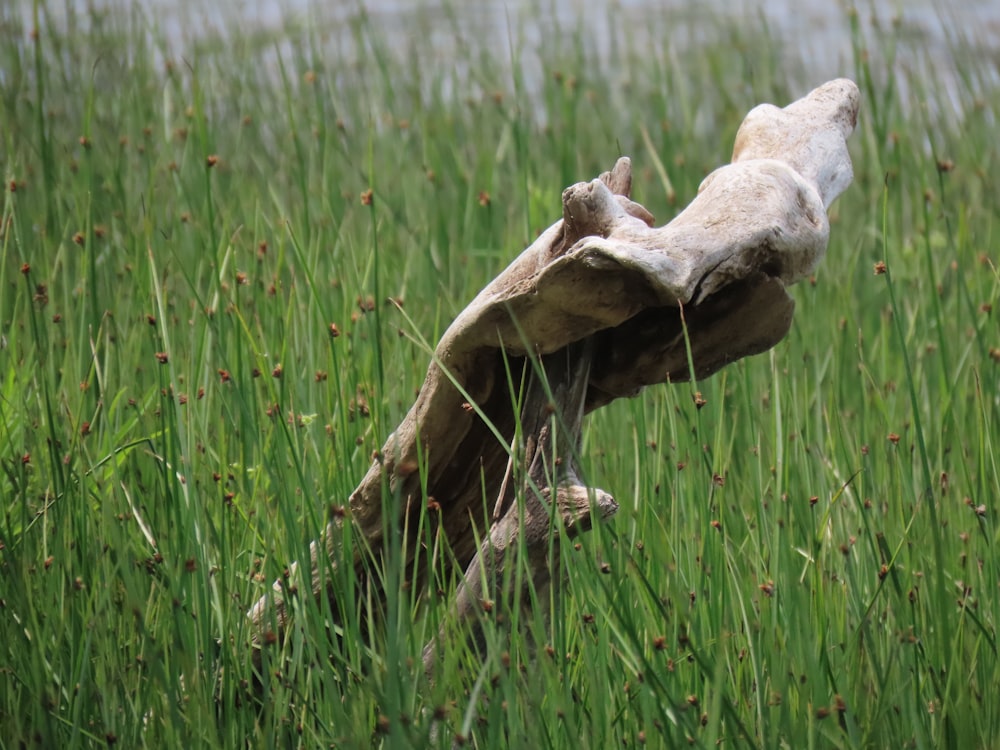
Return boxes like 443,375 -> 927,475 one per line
248,79 -> 860,678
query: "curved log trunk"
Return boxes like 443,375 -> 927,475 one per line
247,79 -> 861,678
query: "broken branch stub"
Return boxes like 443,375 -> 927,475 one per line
248,79 -> 860,666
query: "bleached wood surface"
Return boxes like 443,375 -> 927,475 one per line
248,79 -> 860,676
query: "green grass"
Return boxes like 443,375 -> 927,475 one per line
2,1 -> 999,747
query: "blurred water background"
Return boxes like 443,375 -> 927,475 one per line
7,1 -> 998,83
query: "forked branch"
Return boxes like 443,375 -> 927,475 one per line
247,79 -> 861,679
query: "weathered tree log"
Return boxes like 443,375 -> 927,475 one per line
248,79 -> 860,675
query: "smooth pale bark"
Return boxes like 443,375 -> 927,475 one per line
248,79 -> 860,674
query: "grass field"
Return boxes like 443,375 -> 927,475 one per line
1,1 -> 998,747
